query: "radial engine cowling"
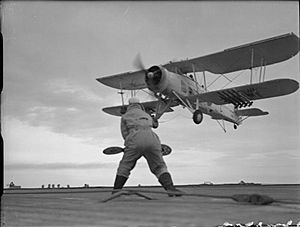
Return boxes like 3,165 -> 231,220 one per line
145,65 -> 168,93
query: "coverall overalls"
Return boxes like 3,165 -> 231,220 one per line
117,103 -> 168,178
112,103 -> 182,196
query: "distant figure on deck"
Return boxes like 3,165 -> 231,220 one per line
112,97 -> 182,196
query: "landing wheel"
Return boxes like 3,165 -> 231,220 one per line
193,110 -> 203,124
234,124 -> 238,129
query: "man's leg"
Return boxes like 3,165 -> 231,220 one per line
158,172 -> 182,197
112,175 -> 128,194
143,147 -> 182,197
112,147 -> 141,194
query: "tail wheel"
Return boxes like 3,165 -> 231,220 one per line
193,110 -> 203,124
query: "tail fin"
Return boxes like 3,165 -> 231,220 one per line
235,108 -> 269,117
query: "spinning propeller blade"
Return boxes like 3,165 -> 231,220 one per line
132,53 -> 158,101
133,53 -> 146,71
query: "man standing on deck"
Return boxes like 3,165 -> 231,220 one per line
112,97 -> 182,197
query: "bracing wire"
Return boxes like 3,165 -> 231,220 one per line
207,75 -> 222,89
208,69 -> 247,90
221,70 -> 246,89
220,73 -> 232,82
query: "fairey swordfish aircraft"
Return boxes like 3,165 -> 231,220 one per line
97,33 -> 299,132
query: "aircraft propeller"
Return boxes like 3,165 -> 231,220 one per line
132,53 -> 160,101
133,53 -> 161,84
133,53 -> 146,71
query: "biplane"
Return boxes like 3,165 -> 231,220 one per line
97,33 -> 299,131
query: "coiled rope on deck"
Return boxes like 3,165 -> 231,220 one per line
101,189 -> 300,206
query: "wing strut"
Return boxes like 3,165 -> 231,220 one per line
249,48 -> 269,84
263,64 -> 267,81
258,58 -> 264,82
192,64 -> 200,93
118,82 -> 125,106
172,91 -> 194,113
216,119 -> 226,133
203,71 -> 207,91
250,48 -> 254,84
118,82 -> 127,114
155,99 -> 174,119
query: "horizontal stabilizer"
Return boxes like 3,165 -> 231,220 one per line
235,108 -> 269,117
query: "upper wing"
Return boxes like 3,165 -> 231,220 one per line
188,79 -> 299,106
163,33 -> 299,74
103,100 -> 178,117
97,33 -> 298,90
96,70 -> 147,90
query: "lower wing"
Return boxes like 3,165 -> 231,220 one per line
102,100 -> 177,117
96,70 -> 147,90
188,78 -> 299,107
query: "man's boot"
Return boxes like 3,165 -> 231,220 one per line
158,172 -> 182,197
112,175 -> 128,194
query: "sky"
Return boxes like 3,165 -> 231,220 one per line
2,1 -> 299,188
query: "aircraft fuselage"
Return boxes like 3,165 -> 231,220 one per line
146,66 -> 241,125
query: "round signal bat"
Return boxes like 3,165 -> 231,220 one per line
103,144 -> 172,156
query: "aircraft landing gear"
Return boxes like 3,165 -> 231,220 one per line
193,110 -> 203,124
234,124 -> 238,129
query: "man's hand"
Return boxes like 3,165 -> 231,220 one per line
152,117 -> 159,129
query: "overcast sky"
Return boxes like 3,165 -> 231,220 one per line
2,1 -> 299,188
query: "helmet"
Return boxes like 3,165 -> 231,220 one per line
128,97 -> 140,104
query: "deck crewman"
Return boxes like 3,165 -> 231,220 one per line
112,97 -> 182,197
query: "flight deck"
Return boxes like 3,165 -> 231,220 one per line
1,184 -> 300,226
